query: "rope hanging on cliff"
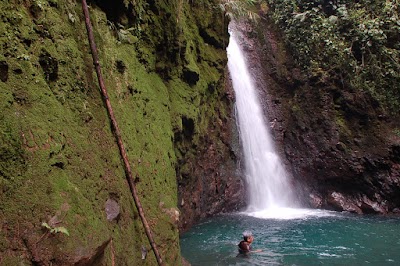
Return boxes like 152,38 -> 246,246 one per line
80,1 -> 165,265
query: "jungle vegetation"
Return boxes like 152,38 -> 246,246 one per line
264,0 -> 400,112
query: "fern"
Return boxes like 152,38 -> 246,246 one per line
219,0 -> 260,21
41,222 -> 70,236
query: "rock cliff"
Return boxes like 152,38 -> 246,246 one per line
233,14 -> 400,215
0,0 -> 241,264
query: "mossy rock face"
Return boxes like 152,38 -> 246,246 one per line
0,0 -> 234,264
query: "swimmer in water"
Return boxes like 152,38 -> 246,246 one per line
238,231 -> 254,254
238,231 -> 262,255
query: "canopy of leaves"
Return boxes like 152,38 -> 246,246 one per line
265,0 -> 400,112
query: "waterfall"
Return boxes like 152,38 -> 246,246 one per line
227,28 -> 296,213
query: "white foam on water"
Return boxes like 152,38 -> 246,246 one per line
318,253 -> 342,258
244,207 -> 338,220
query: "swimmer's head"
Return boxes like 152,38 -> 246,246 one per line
243,231 -> 253,242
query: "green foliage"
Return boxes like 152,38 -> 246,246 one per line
265,0 -> 400,112
220,0 -> 260,21
41,222 -> 70,236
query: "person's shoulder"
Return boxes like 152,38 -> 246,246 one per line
238,240 -> 249,249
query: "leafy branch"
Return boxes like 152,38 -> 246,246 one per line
41,222 -> 70,236
36,221 -> 69,245
219,0 -> 260,21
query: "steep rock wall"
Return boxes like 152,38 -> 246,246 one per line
0,0 -> 238,264
233,17 -> 400,215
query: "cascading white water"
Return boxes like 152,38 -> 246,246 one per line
227,28 -> 296,213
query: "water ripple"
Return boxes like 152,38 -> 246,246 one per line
181,213 -> 400,266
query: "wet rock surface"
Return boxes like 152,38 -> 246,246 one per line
177,89 -> 246,231
233,18 -> 400,214
175,12 -> 246,232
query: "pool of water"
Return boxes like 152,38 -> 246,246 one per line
180,210 -> 400,265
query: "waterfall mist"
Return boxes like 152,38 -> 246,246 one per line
227,27 -> 297,213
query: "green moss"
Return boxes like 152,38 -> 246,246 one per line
334,110 -> 352,138
0,0 -> 228,264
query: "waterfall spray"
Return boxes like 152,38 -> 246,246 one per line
227,26 -> 295,212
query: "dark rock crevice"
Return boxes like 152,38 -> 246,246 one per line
0,61 -> 9,82
90,0 -> 135,26
39,49 -> 58,82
